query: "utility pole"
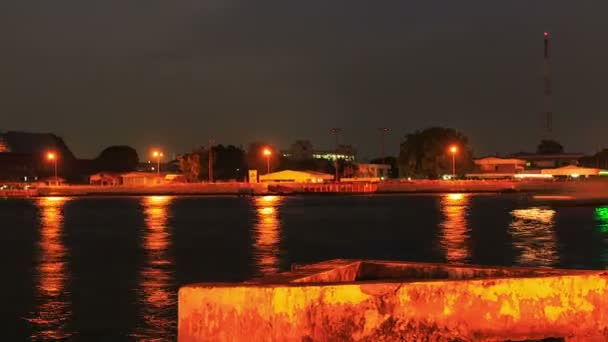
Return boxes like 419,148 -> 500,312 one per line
379,128 -> 389,164
208,139 -> 214,183
330,128 -> 342,181
543,32 -> 553,138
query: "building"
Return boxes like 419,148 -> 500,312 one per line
120,172 -> 165,186
312,145 -> 357,162
511,152 -> 584,169
353,163 -> 391,179
259,170 -> 334,183
89,172 -> 121,186
474,157 -> 526,173
282,141 -> 357,162
540,165 -> 601,177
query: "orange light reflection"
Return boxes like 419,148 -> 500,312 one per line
253,196 -> 282,276
510,207 -> 558,267
135,196 -> 175,339
440,194 -> 470,264
29,196 -> 72,340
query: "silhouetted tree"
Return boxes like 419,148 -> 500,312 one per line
95,145 -> 139,172
178,151 -> 202,182
399,127 -> 473,179
212,145 -> 247,181
536,140 -> 564,155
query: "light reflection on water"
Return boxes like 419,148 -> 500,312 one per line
29,196 -> 72,340
510,207 -> 558,267
595,207 -> 608,265
439,193 -> 471,264
253,195 -> 282,276
133,196 -> 176,340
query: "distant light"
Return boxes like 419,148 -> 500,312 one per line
263,148 -> 272,156
544,32 -> 548,37
571,174 -> 580,178
46,152 -> 56,160
599,170 -> 608,176
449,145 -> 458,154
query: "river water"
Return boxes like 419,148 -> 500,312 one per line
2,194 -> 607,339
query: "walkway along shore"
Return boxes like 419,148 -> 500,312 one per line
26,179 -> 608,197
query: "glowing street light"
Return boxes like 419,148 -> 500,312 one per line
449,145 -> 458,179
46,152 -> 58,185
262,148 -> 272,174
152,150 -> 164,175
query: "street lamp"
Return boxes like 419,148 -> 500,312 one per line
449,145 -> 458,179
263,148 -> 272,174
46,152 -> 58,185
152,150 -> 164,175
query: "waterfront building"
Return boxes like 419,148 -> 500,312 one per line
259,170 -> 334,183
511,152 -> 584,169
281,140 -> 356,162
352,163 -> 391,179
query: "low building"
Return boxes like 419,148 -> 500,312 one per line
354,163 -> 391,179
540,165 -> 601,177
465,157 -> 527,179
511,152 -> 584,168
121,172 -> 164,186
89,172 -> 121,186
259,170 -> 334,183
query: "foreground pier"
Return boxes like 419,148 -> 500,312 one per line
179,260 -> 608,341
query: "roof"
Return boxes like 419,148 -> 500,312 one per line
260,170 -> 334,181
510,153 -> 585,160
474,157 -> 526,165
121,172 -> 164,178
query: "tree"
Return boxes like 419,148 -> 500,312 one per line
178,148 -> 206,182
399,127 -> 473,179
536,140 -> 564,155
212,145 -> 247,181
95,145 -> 139,172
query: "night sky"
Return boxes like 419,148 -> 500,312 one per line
2,1 -> 608,160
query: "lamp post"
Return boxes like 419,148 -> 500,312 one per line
152,150 -> 163,175
449,145 -> 458,179
263,148 -> 271,174
47,152 -> 58,185
208,139 -> 214,183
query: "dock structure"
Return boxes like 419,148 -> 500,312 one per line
179,259 -> 608,341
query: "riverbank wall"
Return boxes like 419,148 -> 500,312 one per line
178,259 -> 608,341
30,179 -> 608,197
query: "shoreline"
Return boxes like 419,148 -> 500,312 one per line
4,179 -> 607,198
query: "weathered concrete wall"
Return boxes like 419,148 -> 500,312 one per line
179,261 -> 608,341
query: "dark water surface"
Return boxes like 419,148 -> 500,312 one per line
2,194 -> 608,339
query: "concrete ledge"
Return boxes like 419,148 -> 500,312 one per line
178,260 -> 608,341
